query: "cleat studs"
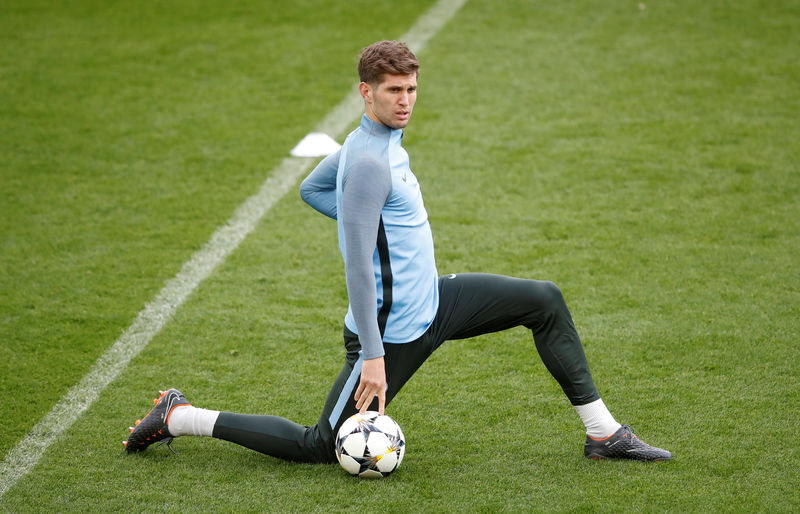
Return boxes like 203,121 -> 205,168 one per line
135,419 -> 141,426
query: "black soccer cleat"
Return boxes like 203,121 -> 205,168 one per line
124,388 -> 190,454
584,424 -> 672,461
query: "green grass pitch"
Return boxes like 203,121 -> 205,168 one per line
1,0 -> 799,511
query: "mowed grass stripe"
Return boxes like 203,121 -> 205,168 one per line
0,0 -> 467,498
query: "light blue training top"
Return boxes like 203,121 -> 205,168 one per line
299,115 -> 439,359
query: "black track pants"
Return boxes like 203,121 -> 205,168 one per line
212,273 -> 600,463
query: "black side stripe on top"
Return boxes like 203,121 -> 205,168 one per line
376,217 -> 392,339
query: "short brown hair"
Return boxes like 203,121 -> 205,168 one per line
358,40 -> 419,85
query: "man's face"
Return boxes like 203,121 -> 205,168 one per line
360,73 -> 418,130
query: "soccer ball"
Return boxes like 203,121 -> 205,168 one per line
335,411 -> 405,478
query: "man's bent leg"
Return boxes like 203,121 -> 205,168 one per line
432,273 -> 600,406
427,273 -> 670,460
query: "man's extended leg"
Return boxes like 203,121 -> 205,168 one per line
208,334 -> 364,464
165,329 -> 435,463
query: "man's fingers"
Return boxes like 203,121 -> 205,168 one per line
356,391 -> 368,413
355,384 -> 370,412
355,356 -> 386,414
355,388 -> 381,414
377,390 -> 386,416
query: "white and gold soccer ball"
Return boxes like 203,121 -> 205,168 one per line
335,411 -> 405,478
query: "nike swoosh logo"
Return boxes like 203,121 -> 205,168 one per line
447,274 -> 456,279
162,392 -> 185,421
626,448 -> 658,453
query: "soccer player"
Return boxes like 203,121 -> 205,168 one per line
125,40 -> 672,462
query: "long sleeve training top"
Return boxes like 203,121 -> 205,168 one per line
299,115 -> 439,359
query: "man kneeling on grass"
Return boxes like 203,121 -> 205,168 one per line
124,40 -> 672,463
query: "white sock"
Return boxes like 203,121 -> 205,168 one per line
167,405 -> 220,437
574,398 -> 622,439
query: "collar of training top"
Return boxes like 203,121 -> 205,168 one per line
360,114 -> 403,138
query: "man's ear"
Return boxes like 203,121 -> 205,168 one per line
358,81 -> 372,102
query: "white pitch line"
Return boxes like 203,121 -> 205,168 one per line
0,0 -> 468,499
